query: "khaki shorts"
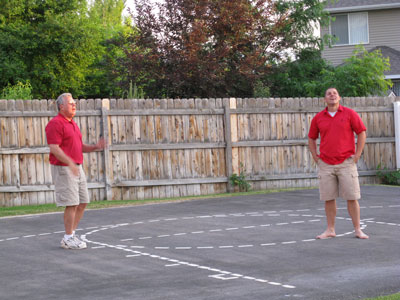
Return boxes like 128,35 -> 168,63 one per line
317,157 -> 360,201
51,165 -> 90,207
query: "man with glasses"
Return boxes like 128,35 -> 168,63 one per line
46,93 -> 106,249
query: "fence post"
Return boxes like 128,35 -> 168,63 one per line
101,99 -> 112,200
224,98 -> 238,192
394,101 -> 400,170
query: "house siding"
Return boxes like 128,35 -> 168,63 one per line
322,8 -> 400,66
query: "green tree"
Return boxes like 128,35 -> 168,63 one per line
120,0 -> 330,98
305,45 -> 392,97
0,0 -> 103,98
266,48 -> 331,97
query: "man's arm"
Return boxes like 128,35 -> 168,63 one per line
353,131 -> 366,163
308,137 -> 319,163
48,144 -> 79,176
82,138 -> 106,153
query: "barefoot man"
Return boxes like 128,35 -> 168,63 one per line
308,87 -> 369,239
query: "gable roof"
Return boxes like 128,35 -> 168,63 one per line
372,46 -> 400,77
325,0 -> 400,13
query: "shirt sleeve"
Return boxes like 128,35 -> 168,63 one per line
45,119 -> 63,145
350,110 -> 367,134
308,115 -> 319,139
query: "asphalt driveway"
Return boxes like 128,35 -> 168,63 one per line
0,186 -> 399,300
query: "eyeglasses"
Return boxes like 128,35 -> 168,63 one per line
63,102 -> 76,106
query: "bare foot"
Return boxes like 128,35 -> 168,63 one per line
316,230 -> 336,239
355,229 -> 369,239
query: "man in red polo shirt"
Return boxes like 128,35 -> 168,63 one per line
308,87 -> 369,239
46,93 -> 106,249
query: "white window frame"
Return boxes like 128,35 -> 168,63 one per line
330,12 -> 369,46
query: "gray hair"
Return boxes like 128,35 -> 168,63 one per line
56,93 -> 72,110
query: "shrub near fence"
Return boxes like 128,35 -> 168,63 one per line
0,96 -> 399,207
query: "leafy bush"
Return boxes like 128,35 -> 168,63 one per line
1,81 -> 32,100
376,164 -> 400,185
229,164 -> 251,192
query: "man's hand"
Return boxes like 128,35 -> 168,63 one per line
68,162 -> 80,177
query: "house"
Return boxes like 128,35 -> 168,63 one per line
321,0 -> 400,95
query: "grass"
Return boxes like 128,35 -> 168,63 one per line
366,293 -> 400,300
0,187 -> 313,218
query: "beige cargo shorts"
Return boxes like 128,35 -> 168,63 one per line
51,165 -> 90,207
317,157 -> 361,201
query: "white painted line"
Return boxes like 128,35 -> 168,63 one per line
53,230 -> 65,233
260,224 -> 271,227
91,246 -> 106,249
149,219 -> 160,223
191,231 -> 204,234
282,241 -> 296,244
389,205 -> 400,208
132,221 -> 144,224
213,215 -> 227,218
263,211 -> 277,213
301,215 -> 312,217
243,226 -> 255,229
243,276 -> 256,280
387,223 -> 397,226
176,247 -> 192,250
165,264 -> 180,267
197,246 -> 214,249
155,247 -> 170,250
197,215 -> 212,218
268,214 -> 281,216
246,212 -> 260,214
130,246 -> 145,248
225,228 -> 239,230
219,246 -> 234,248
6,237 -> 19,240
280,210 -> 293,213
276,223 -> 289,225
85,227 -> 99,230
116,223 -> 129,226
209,229 -> 222,232
250,215 -> 263,217
302,239 -> 316,242
182,217 -> 195,219
116,245 -> 127,248
296,209 -> 310,212
126,254 -> 141,257
369,206 -> 383,208
23,235 -> 36,238
0,239 -> 4,242
139,237 -> 152,240
121,238 -> 133,242
288,214 -> 300,216
282,285 -> 296,289
291,221 -> 305,224
268,282 -> 282,286
157,235 -> 170,238
261,243 -> 276,246
238,245 -> 253,248
174,233 -> 187,236
256,279 -> 268,283
164,218 -> 177,221
309,219 -> 321,222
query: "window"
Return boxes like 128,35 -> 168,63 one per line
331,13 -> 368,45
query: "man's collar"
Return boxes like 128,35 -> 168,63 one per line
324,105 -> 343,114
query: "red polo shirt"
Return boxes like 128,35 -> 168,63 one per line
308,105 -> 366,165
45,114 -> 83,165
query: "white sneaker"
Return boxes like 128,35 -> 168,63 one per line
61,236 -> 83,249
73,234 -> 87,249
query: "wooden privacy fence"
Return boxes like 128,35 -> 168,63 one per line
0,96 -> 399,207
